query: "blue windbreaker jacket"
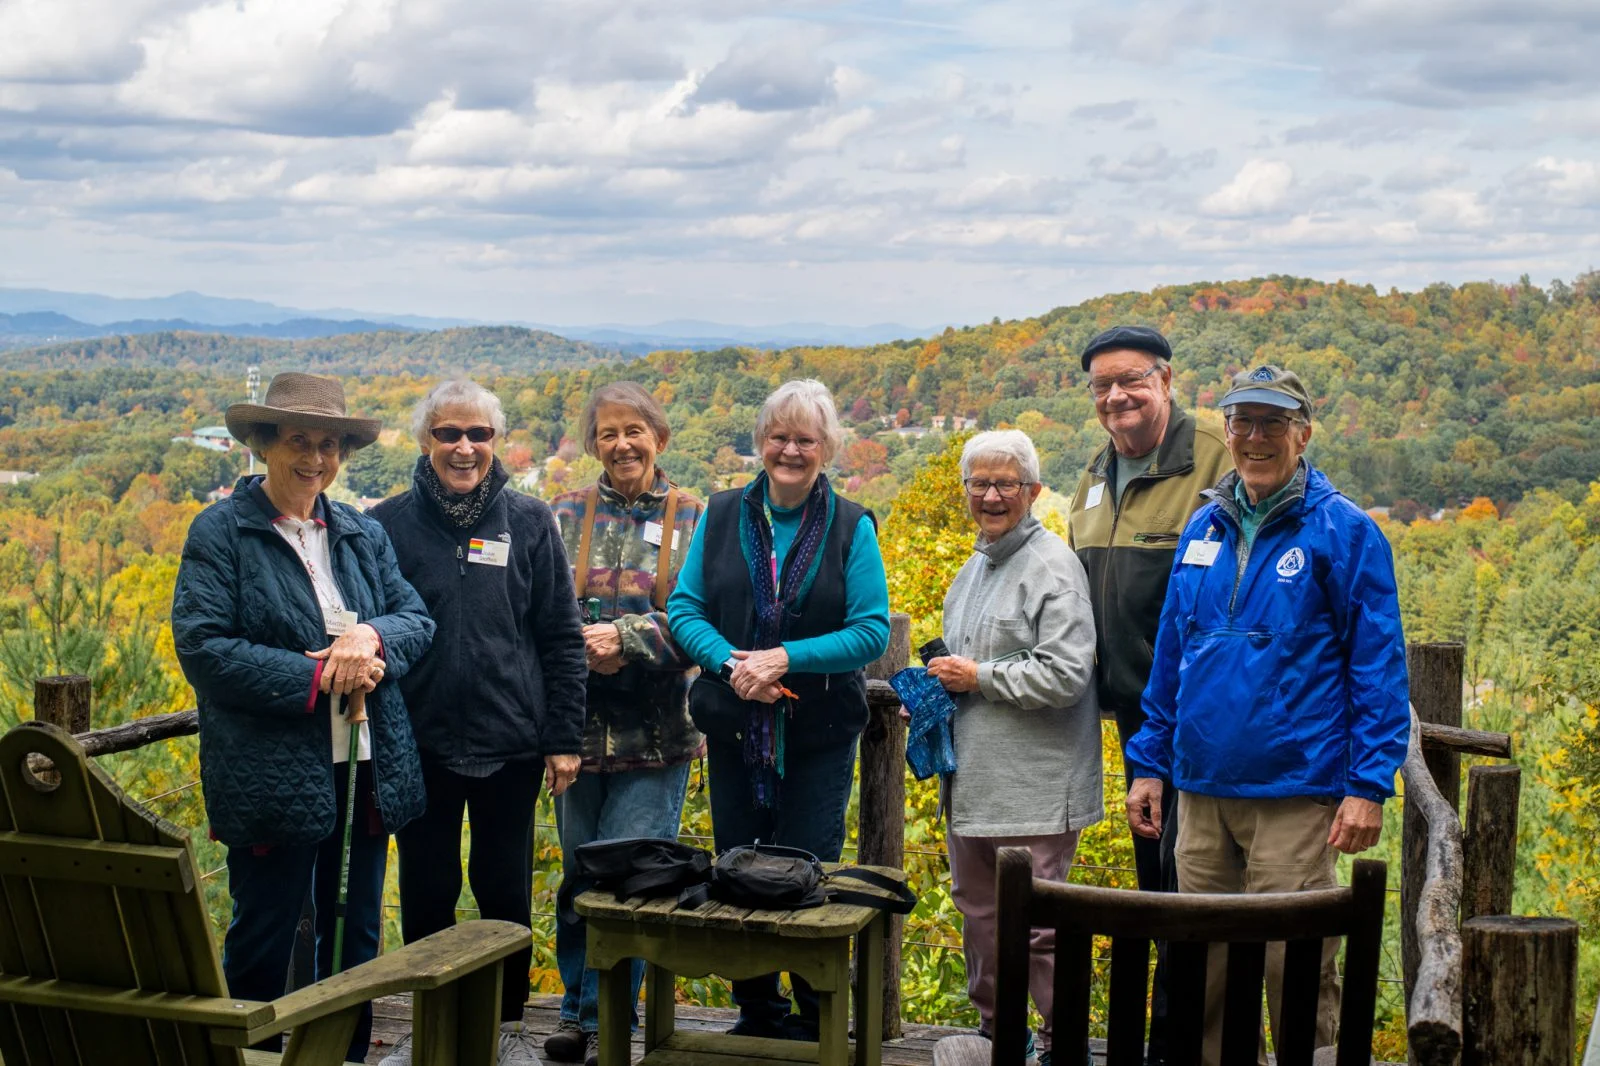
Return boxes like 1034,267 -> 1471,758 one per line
1124,462 -> 1409,802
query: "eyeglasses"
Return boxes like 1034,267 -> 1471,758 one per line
1087,365 -> 1161,398
766,434 -> 821,453
1224,414 -> 1302,438
963,478 -> 1030,499
430,426 -> 496,444
281,434 -> 341,456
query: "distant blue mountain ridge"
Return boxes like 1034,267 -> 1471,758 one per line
0,287 -> 942,352
0,311 -> 415,349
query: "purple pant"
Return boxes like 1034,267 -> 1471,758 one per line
947,830 -> 1080,1052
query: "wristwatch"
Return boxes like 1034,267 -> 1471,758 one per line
718,658 -> 737,683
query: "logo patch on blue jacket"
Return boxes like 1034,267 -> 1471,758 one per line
1276,547 -> 1306,578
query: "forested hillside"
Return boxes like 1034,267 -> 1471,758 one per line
3,325 -> 622,374
3,273 -> 1598,513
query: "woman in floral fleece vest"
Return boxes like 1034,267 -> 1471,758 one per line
545,381 -> 705,1066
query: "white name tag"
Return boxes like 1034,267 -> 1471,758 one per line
643,521 -> 680,550
324,608 -> 358,637
1084,482 -> 1106,510
1182,540 -> 1222,567
467,538 -> 510,567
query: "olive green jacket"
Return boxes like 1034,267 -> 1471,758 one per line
1067,406 -> 1232,722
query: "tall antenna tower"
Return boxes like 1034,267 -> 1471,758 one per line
246,366 -> 260,475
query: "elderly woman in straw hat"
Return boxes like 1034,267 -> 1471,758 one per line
172,372 -> 435,1063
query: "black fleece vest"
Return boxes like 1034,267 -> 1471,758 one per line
686,486 -> 870,752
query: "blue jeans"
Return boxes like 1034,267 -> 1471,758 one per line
704,734 -> 858,1034
555,762 -> 693,1031
222,760 -> 387,1063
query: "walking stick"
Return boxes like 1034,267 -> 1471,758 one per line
330,686 -> 368,973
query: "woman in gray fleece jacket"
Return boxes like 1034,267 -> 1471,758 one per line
926,429 -> 1102,1066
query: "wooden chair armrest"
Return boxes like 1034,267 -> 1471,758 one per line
0,974 -> 273,1030
217,919 -> 529,1046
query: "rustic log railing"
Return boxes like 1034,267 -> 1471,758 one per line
1400,705 -> 1465,1065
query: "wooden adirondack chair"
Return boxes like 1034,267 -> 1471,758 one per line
0,720 -> 528,1066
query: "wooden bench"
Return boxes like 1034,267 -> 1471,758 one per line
575,864 -> 907,1066
0,720 -> 528,1066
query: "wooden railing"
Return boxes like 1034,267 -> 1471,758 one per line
33,633 -> 1588,1061
1400,642 -> 1582,1066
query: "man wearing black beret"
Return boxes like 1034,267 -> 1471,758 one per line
1066,325 -> 1231,1066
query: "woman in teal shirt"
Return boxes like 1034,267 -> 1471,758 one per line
667,378 -> 890,1041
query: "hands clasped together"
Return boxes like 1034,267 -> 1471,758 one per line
583,623 -> 624,675
728,646 -> 791,704
307,623 -> 386,697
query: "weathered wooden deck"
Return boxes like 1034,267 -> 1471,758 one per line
365,993 -> 983,1065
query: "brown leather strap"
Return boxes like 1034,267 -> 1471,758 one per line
574,484 -> 599,601
652,488 -> 680,612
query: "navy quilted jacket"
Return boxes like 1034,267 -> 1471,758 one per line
172,476 -> 436,848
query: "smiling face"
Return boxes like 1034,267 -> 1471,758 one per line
593,402 -> 663,499
964,457 -> 1042,541
762,420 -> 826,504
1089,349 -> 1173,456
425,401 -> 496,495
1226,402 -> 1312,504
260,422 -> 343,514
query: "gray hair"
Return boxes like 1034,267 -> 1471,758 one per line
411,379 -> 507,449
581,381 -> 672,457
960,429 -> 1041,484
754,379 -> 844,465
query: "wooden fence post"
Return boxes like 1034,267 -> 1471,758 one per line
1461,765 -> 1521,923
859,611 -> 910,1041
1462,916 -> 1577,1066
1403,641 -> 1464,1037
34,675 -> 92,734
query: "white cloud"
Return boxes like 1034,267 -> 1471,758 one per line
1414,188 -> 1493,232
1,0 -> 1596,325
1200,160 -> 1295,217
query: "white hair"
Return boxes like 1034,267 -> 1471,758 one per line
960,430 -> 1041,484
754,379 -> 845,465
411,378 -> 508,449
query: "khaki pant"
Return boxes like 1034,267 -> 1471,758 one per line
1174,793 -> 1341,1066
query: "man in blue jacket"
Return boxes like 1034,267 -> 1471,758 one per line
1123,365 -> 1409,1066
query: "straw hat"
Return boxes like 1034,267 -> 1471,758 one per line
225,372 -> 382,450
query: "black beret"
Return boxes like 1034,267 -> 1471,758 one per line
1080,325 -> 1172,371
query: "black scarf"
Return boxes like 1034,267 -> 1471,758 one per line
415,454 -> 505,529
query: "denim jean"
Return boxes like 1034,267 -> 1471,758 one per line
704,733 -> 859,1034
222,760 -> 386,1064
555,762 -> 693,1031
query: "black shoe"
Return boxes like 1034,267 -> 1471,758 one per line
544,1019 -> 586,1062
779,1014 -> 820,1042
728,1014 -> 787,1039
583,1030 -> 600,1066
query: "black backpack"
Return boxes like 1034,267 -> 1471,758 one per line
571,837 -> 714,904
680,844 -> 916,915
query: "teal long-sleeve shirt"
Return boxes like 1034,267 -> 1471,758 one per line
668,494 -> 890,675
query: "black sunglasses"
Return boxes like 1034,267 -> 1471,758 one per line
430,426 -> 496,444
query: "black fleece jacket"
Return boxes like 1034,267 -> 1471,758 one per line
371,465 -> 586,765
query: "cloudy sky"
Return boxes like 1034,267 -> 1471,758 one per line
2,0 -> 1599,327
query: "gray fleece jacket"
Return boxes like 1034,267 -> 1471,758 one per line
941,514 -> 1104,837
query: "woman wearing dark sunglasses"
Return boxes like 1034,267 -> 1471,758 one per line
370,378 -> 587,1066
